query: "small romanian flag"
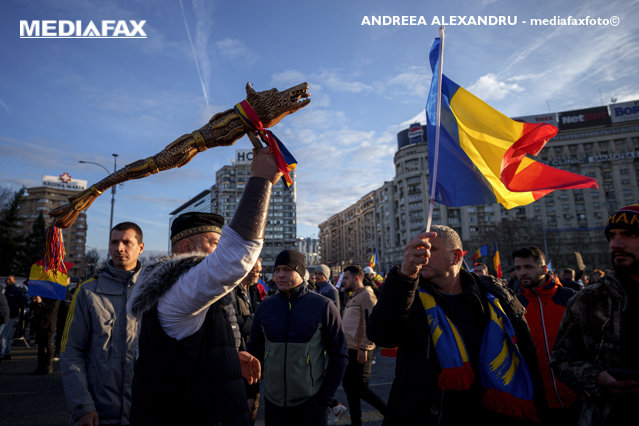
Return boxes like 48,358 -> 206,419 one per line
493,241 -> 503,279
369,248 -> 378,268
472,245 -> 489,261
234,100 -> 297,187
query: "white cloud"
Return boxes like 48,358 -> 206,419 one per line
286,109 -> 345,128
467,73 -> 524,101
271,70 -> 308,86
399,110 -> 426,129
385,67 -> 429,97
287,122 -> 397,234
0,135 -> 81,171
216,38 -> 260,65
316,71 -> 374,94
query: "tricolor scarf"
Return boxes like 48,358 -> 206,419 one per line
234,100 -> 297,187
419,289 -> 539,421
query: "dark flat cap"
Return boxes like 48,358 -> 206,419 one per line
171,212 -> 224,244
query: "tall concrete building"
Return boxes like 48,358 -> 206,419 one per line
17,173 -> 88,279
319,99 -> 639,276
169,149 -> 297,273
296,237 -> 320,268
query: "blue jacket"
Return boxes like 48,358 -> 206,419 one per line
248,283 -> 348,407
316,280 -> 340,311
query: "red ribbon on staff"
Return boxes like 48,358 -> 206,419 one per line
234,100 -> 297,187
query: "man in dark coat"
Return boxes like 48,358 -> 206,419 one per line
248,249 -> 348,426
551,204 -> 639,425
367,225 -> 545,426
30,295 -> 60,374
1,275 -> 28,361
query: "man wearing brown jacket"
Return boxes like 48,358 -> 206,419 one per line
340,265 -> 387,426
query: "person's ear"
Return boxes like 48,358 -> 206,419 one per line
452,249 -> 463,265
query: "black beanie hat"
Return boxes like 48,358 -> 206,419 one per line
605,203 -> 639,238
274,249 -> 306,279
171,212 -> 224,244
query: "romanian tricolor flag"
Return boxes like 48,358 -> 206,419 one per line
268,132 -> 297,187
426,37 -> 598,209
472,245 -> 489,261
493,241 -> 503,279
369,248 -> 378,268
28,261 -> 73,300
235,100 -> 297,187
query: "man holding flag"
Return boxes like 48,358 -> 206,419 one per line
365,26 -> 603,423
368,225 -> 545,425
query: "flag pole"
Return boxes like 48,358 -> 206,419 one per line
426,26 -> 445,232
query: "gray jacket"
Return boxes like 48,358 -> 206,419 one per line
60,262 -> 141,425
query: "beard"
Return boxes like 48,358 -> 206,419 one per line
611,250 -> 639,276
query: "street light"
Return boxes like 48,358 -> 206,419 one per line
78,153 -> 118,260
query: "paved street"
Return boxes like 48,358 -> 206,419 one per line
1,343 -> 396,426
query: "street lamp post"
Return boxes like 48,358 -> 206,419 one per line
78,153 -> 118,260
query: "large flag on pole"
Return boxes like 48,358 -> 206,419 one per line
425,37 -> 598,209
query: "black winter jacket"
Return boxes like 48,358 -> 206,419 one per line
247,284 -> 348,407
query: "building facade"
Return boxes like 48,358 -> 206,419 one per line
296,237 -> 320,268
17,173 -> 88,279
319,100 -> 639,277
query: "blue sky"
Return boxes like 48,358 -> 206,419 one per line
1,0 -> 638,257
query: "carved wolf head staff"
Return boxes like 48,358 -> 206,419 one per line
49,82 -> 310,228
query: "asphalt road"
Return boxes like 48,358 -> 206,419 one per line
0,343 -> 396,426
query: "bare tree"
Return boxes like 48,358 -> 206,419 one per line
0,187 -> 23,275
85,248 -> 101,279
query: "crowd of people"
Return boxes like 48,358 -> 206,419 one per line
1,148 -> 637,426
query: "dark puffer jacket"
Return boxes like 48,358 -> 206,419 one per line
247,283 -> 348,408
